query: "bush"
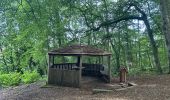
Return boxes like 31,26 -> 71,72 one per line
0,72 -> 21,86
22,70 -> 40,84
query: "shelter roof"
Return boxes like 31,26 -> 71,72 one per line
48,45 -> 112,56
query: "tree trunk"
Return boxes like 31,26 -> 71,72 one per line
143,18 -> 163,74
160,0 -> 170,73
125,31 -> 133,70
110,40 -> 120,72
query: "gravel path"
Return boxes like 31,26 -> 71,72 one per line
1,75 -> 170,100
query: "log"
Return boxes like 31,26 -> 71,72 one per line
92,88 -> 113,94
128,82 -> 137,86
116,82 -> 137,91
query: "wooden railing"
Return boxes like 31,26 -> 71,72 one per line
50,63 -> 105,76
51,63 -> 77,70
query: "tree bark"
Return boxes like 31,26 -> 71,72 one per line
159,0 -> 170,73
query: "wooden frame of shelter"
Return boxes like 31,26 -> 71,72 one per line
47,45 -> 112,88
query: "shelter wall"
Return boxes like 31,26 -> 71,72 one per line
48,68 -> 79,87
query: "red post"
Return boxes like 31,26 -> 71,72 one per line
120,67 -> 128,83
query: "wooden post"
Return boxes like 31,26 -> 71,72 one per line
99,56 -> 101,64
47,54 -> 51,84
108,55 -> 111,83
77,56 -> 80,67
78,56 -> 82,87
52,56 -> 54,65
102,56 -> 104,64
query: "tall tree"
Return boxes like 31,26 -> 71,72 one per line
159,0 -> 170,73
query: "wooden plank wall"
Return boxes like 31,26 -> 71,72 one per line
48,68 -> 79,87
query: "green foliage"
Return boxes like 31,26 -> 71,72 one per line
0,71 -> 41,86
0,72 -> 21,86
21,70 -> 40,84
0,0 -> 169,79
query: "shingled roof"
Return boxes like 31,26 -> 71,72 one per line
48,45 -> 112,56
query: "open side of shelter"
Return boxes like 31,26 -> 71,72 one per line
47,45 -> 112,88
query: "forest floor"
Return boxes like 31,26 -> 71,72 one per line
1,74 -> 170,100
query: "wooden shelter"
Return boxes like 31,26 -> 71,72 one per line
48,45 -> 112,87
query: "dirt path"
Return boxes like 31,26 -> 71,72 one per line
1,75 -> 170,100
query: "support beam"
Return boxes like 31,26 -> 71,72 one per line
47,54 -> 51,84
78,56 -> 82,87
77,56 -> 81,66
108,55 -> 111,83
52,56 -> 54,65
99,56 -> 101,64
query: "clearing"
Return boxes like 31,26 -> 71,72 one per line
1,74 -> 170,100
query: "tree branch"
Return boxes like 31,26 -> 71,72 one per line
90,15 -> 143,31
85,2 -> 147,32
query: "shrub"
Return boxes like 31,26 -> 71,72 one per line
0,72 -> 21,86
22,70 -> 40,84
